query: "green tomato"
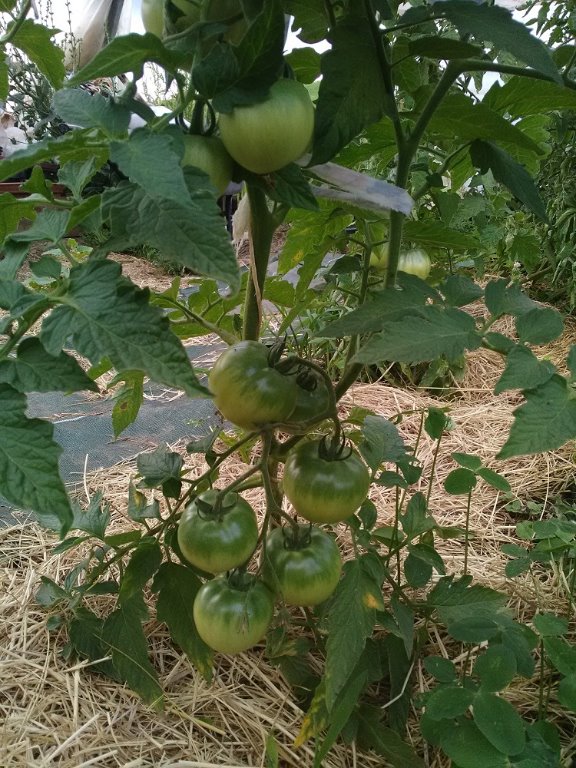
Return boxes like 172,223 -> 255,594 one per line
283,439 -> 370,524
218,79 -> 315,175
367,220 -> 389,270
398,248 -> 431,279
209,341 -> 298,431
283,370 -> 332,433
141,0 -> 164,36
262,525 -> 342,606
181,135 -> 233,195
193,573 -> 274,653
177,490 -> 258,574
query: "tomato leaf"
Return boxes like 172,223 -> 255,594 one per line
100,173 -> 239,293
357,705 -> 425,768
433,2 -> 560,83
137,445 -> 184,499
0,384 -> 72,533
311,14 -> 389,165
484,279 -> 538,318
470,140 -> 547,220
52,89 -> 130,136
7,19 -> 64,88
558,675 -> 576,713
68,607 -> 121,681
324,555 -> 385,710
285,0 -> 328,44
494,346 -> 556,395
153,563 -> 214,681
485,76 -> 576,119
71,492 -> 110,539
103,602 -> 164,710
403,218 -> 481,251
118,538 -> 163,618
516,307 -> 564,345
111,371 -> 144,438
0,338 -> 98,393
359,414 -> 408,470
353,306 -> 482,365
40,260 -> 207,398
498,375 -> 576,459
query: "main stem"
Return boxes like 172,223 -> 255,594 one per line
242,184 -> 277,341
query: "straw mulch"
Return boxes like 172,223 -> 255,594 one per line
2,325 -> 576,767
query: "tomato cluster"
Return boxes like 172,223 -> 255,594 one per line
178,341 -> 373,655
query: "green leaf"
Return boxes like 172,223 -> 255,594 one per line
440,719 -> 509,768
311,15 -> 388,165
403,218 -> 482,252
110,130 -> 191,204
408,36 -> 483,60
452,452 -> 483,471
434,2 -> 560,82
0,56 -> 8,101
484,279 -> 537,318
498,375 -> 576,459
425,407 -> 450,440
532,613 -> 569,638
111,371 -> 144,438
558,674 -> 576,713
542,637 -> 576,677
494,346 -> 556,395
9,20 -> 65,88
485,77 -> 576,119
52,89 -> 130,136
473,690 -> 526,756
118,538 -> 163,618
353,306 -> 482,365
427,93 -> 541,153
358,414 -> 407,470
137,445 -> 183,499
444,468 -> 477,495
470,140 -> 546,220
474,645 -> 517,692
357,706 -> 425,768
324,556 -> 385,709
127,483 -> 160,522
0,338 -> 98,394
476,468 -> 511,493
400,492 -> 435,539
516,307 -> 564,346
318,277 -> 436,338
71,493 -> 110,539
567,346 -> 576,382
36,576 -> 68,607
0,384 -> 71,533
403,552 -> 432,588
426,685 -> 474,720
441,275 -> 484,307
194,1 -> 286,112
153,562 -> 214,680
101,175 -> 239,292
423,656 -> 457,683
7,208 -> 71,245
67,33 -> 186,85
40,260 -> 207,398
284,47 -> 322,83
103,602 -> 164,709
284,0 -> 328,44
0,194 -> 37,243
427,576 -> 507,626
68,608 -> 120,681
250,163 -> 319,211
408,544 -> 446,576
58,158 -> 100,201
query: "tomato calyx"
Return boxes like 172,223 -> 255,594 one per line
318,433 -> 353,462
226,568 -> 260,592
266,337 -> 288,369
278,522 -> 313,551
194,490 -> 237,521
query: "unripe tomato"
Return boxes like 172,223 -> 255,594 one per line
201,0 -> 246,42
177,490 -> 258,574
283,439 -> 371,524
181,135 -> 233,195
208,341 -> 298,431
262,525 -> 342,606
283,369 -> 332,433
368,220 -> 389,271
141,0 -> 164,36
398,248 -> 431,279
193,573 -> 274,653
218,79 -> 315,175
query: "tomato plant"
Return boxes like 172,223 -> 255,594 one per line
181,135 -> 233,195
193,573 -> 274,653
262,524 -> 342,606
177,489 -> 258,574
218,79 -> 315,174
208,341 -> 298,430
282,439 -> 370,524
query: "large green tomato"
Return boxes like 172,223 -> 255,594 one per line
141,0 -> 201,36
218,79 -> 315,175
262,525 -> 342,606
177,490 -> 258,574
193,574 -> 274,653
181,135 -> 233,195
398,248 -> 431,279
208,341 -> 298,431
283,439 -> 370,524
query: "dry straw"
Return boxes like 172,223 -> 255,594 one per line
2,327 -> 576,767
